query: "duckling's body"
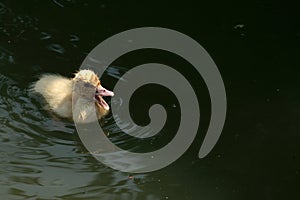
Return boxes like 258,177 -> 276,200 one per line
32,70 -> 114,123
34,74 -> 73,118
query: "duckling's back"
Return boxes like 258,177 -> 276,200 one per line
33,74 -> 73,118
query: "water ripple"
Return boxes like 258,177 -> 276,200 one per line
0,67 -> 154,199
47,43 -> 65,54
0,2 -> 10,15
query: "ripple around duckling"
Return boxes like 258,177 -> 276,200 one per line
0,68 -> 156,199
0,73 -> 94,198
0,74 -> 74,142
99,67 -> 182,155
0,73 -> 78,155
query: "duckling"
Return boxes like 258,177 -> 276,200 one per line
33,69 -> 114,123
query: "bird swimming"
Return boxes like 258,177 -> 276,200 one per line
32,69 -> 114,123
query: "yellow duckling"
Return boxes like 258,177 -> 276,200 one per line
33,69 -> 114,123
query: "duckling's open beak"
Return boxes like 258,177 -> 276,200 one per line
96,85 -> 114,97
95,85 -> 114,110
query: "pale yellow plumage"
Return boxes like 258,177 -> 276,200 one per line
32,70 -> 114,123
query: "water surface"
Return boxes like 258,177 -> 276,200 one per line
0,0 -> 299,199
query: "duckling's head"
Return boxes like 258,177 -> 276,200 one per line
72,69 -> 114,121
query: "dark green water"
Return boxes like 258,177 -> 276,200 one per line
0,0 -> 299,199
